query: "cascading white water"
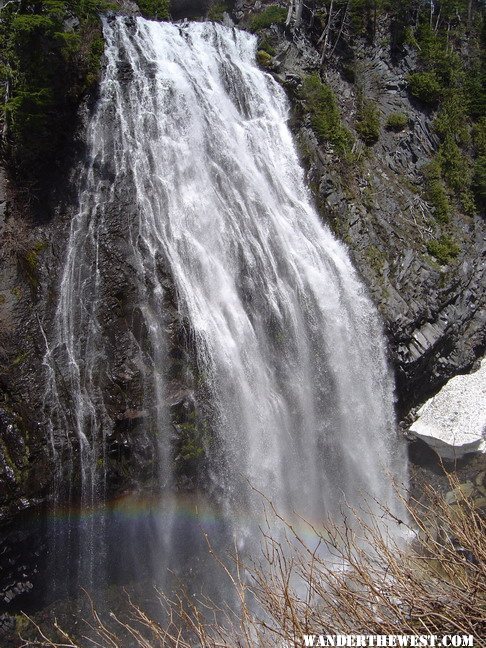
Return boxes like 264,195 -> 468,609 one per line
44,16 -> 406,595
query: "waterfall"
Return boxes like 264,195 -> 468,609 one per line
44,16 -> 406,598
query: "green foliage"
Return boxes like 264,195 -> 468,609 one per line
465,60 -> 486,121
396,3 -> 479,112
57,31 -> 82,60
407,71 -> 443,105
413,22 -> 462,86
15,615 -> 31,636
471,119 -> 486,208
356,94 -> 380,145
460,188 -> 477,216
207,2 -> 228,22
349,0 -> 389,38
403,26 -> 418,48
316,0 -> 391,41
472,156 -> 486,210
11,14 -> 56,36
256,50 -> 273,67
0,0 -> 113,187
431,94 -> 473,202
24,240 -> 47,273
257,34 -> 277,56
426,235 -> 460,264
423,160 -> 450,223
299,74 -> 353,155
16,239 -> 48,287
4,90 -> 56,173
85,34 -> 105,88
438,135 -> 471,194
399,2 -> 484,216
249,5 -> 287,32
473,118 -> 486,157
179,426 -> 204,461
386,112 -> 408,131
348,0 -> 373,36
434,93 -> 469,145
137,0 -> 169,19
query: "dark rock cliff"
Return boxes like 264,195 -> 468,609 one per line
0,0 -> 484,618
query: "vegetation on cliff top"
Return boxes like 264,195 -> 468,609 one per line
137,0 -> 169,19
0,0 -> 108,190
248,4 -> 287,32
313,0 -> 484,209
0,0 -> 168,195
405,8 -> 484,218
311,0 -> 483,269
399,0 -> 485,259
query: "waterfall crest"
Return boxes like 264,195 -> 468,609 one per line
44,16 -> 406,594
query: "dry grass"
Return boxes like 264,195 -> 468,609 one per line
18,474 -> 486,647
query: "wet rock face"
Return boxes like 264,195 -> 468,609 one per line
0,512 -> 47,615
0,155 -> 205,611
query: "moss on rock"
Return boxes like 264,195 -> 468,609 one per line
355,93 -> 380,145
426,235 -> 460,265
386,112 -> 408,132
256,49 -> 273,68
299,74 -> 353,156
0,0 -> 112,192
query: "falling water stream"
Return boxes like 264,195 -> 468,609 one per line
44,16 -> 406,603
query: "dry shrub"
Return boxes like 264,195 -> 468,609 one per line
19,474 -> 486,647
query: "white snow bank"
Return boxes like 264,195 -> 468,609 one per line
409,359 -> 486,460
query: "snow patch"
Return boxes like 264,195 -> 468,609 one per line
409,359 -> 486,459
